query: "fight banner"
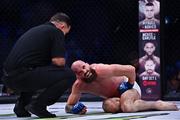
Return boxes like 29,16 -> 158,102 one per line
138,0 -> 160,100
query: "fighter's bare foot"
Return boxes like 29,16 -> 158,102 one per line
155,100 -> 179,111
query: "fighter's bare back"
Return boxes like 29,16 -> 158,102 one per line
74,63 -> 126,98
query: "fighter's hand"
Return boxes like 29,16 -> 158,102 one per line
71,102 -> 87,114
118,81 -> 134,95
79,106 -> 87,114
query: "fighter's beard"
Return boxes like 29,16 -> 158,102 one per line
83,68 -> 97,83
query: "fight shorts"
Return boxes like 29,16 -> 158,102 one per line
123,77 -> 141,97
133,81 -> 141,97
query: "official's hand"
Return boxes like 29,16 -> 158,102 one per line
118,81 -> 134,95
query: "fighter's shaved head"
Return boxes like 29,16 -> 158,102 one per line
71,60 -> 97,83
102,98 -> 121,113
71,60 -> 85,73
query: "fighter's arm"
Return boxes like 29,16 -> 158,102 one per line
65,81 -> 87,114
97,64 -> 136,95
116,65 -> 135,84
66,81 -> 81,105
100,64 -> 136,84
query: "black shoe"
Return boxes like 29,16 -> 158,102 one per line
13,103 -> 31,117
25,104 -> 56,118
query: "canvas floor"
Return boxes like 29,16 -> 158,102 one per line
0,101 -> 180,120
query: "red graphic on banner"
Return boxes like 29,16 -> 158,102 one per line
143,80 -> 157,86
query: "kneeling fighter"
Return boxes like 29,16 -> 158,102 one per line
65,60 -> 178,114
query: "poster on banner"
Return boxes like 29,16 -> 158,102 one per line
138,0 -> 160,100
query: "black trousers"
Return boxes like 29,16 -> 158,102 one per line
2,65 -> 76,107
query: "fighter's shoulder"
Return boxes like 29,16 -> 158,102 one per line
91,63 -> 110,69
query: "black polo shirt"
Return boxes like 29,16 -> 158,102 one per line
4,22 -> 65,72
